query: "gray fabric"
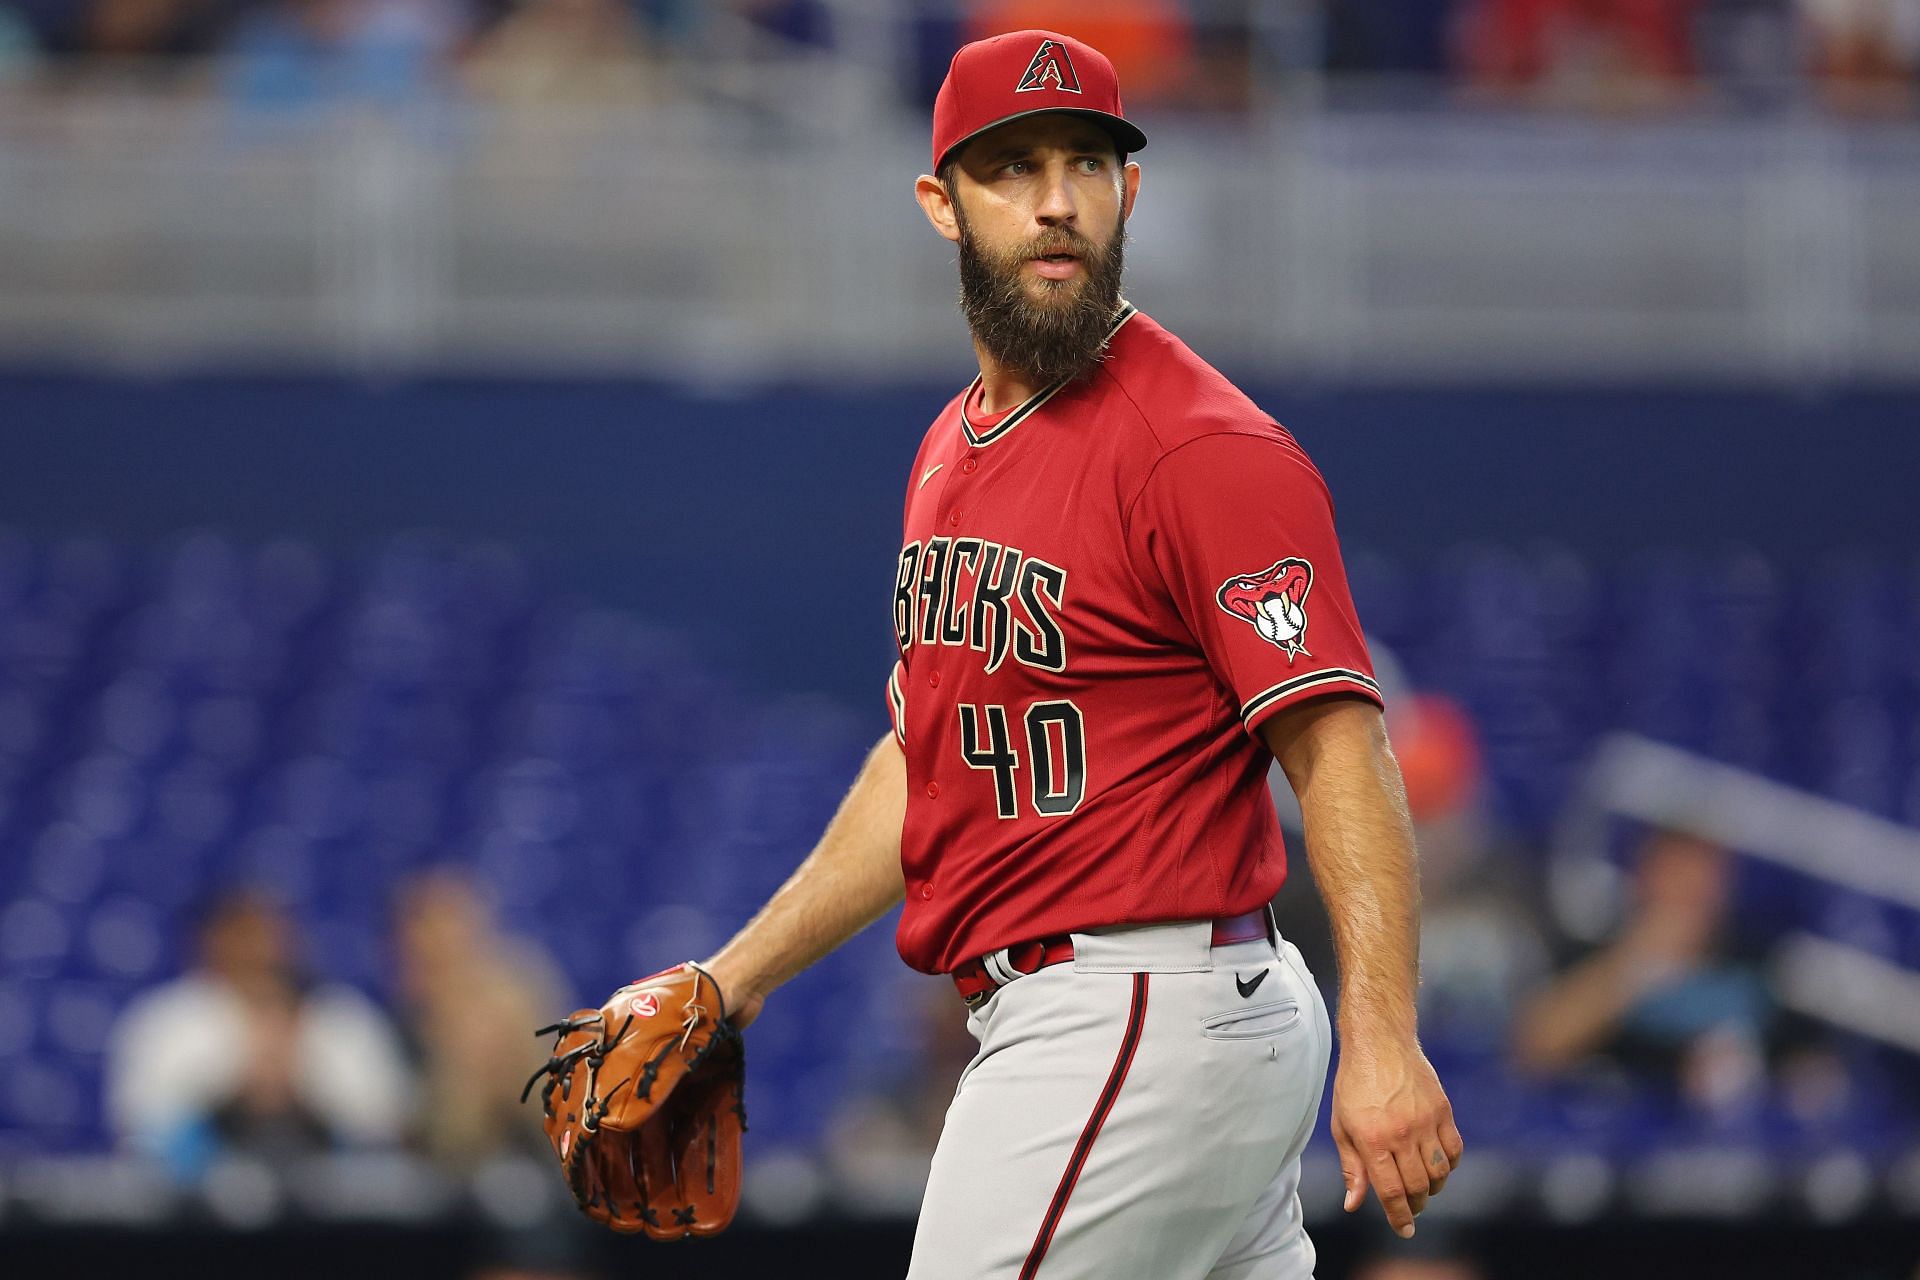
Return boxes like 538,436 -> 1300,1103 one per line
907,921 -> 1332,1280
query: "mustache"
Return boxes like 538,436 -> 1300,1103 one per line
1020,228 -> 1099,259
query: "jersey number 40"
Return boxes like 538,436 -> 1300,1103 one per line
956,701 -> 1087,820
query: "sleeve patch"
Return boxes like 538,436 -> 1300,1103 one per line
1215,557 -> 1314,665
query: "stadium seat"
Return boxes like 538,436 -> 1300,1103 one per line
1,534 -> 1914,1161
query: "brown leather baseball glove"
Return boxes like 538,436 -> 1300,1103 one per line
521,962 -> 746,1238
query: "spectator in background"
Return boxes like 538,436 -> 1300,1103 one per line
964,0 -> 1196,105
727,0 -> 833,49
203,972 -> 336,1158
1800,0 -> 1919,112
823,974 -> 977,1213
219,0 -> 466,114
0,0 -> 80,57
393,869 -> 566,1169
1457,0 -> 1704,109
1347,1199 -> 1487,1279
84,0 -> 241,59
105,888 -> 412,1176
1351,1253 -> 1489,1280
468,1259 -> 596,1280
1512,829 -> 1793,1118
464,0 -> 660,106
1389,693 -> 1550,1058
1325,0 -> 1456,75
0,4 -> 39,82
1272,689 -> 1549,1061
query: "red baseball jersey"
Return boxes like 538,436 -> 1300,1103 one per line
887,302 -> 1381,975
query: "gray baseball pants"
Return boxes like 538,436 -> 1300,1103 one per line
906,917 -> 1333,1280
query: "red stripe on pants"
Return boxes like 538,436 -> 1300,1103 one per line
1018,972 -> 1150,1280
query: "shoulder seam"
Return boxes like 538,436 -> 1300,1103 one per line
1096,357 -> 1170,458
1094,361 -> 1178,579
1116,431 -> 1301,624
1120,429 -> 1323,542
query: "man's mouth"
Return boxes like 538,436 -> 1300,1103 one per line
1030,251 -> 1082,281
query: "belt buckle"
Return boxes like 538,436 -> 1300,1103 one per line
980,946 -> 1024,987
961,943 -> 1025,1011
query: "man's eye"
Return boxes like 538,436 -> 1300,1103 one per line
1078,158 -> 1103,173
1005,161 -> 1030,176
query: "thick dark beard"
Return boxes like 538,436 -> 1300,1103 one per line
953,198 -> 1127,390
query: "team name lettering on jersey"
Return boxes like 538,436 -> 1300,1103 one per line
895,538 -> 1067,674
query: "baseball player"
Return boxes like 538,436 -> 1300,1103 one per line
696,29 -> 1461,1278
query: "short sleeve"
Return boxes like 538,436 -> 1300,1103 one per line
885,658 -> 907,745
1125,432 -> 1381,738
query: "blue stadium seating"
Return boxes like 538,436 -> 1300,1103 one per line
0,532 -> 1915,1159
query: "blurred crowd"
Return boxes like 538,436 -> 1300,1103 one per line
0,0 -> 1911,115
93,693 -> 1907,1173
82,688 -> 1917,1279
106,871 -> 563,1175
0,527 -> 1913,1280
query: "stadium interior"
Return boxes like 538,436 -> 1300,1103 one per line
2,3 -> 1918,1278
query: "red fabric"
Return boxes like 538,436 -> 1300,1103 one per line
931,28 -> 1148,171
888,306 -> 1379,975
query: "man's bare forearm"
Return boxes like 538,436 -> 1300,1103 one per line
701,734 -> 908,1020
1265,699 -> 1421,1041
1267,698 -> 1458,1237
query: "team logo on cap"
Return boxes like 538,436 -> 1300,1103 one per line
1016,39 -> 1083,94
1217,558 -> 1315,663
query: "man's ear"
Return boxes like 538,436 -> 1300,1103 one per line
1121,160 -> 1142,224
916,174 -> 962,245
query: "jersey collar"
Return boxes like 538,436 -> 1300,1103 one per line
959,300 -> 1138,449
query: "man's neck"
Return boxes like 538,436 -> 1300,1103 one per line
971,338 -> 1049,415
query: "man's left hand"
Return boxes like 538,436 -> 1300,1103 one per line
1329,1032 -> 1463,1238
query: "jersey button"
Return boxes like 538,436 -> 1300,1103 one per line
925,781 -> 940,799
948,510 -> 961,527
919,884 -> 934,900
927,670 -> 940,688
961,457 -> 978,475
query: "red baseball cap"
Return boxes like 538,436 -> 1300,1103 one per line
931,30 -> 1148,173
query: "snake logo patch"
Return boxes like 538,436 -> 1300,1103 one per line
1216,558 -> 1314,664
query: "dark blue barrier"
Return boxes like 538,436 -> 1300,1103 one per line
4,375 -> 1915,707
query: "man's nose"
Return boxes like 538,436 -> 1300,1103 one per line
1034,160 -> 1078,226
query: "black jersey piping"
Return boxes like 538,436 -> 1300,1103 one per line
1241,668 -> 1383,726
959,301 -> 1139,449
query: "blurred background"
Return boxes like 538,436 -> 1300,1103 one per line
0,1 -> 1918,1278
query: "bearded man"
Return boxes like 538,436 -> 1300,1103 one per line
690,29 -> 1462,1278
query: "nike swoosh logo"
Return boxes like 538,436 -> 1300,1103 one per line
918,463 -> 944,490
1235,971 -> 1269,999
